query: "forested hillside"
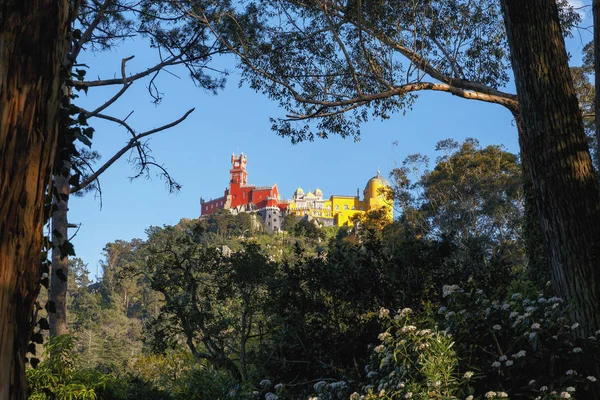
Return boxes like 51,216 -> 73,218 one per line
27,140 -> 600,400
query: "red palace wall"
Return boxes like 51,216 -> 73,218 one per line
202,196 -> 226,215
200,154 -> 281,217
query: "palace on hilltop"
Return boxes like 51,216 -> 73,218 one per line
200,153 -> 393,231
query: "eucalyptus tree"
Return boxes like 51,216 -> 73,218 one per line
0,1 -> 70,399
1,0 -> 230,397
500,0 -> 600,340
175,0 -> 600,337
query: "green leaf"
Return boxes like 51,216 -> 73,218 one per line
30,357 -> 40,369
75,132 -> 92,148
46,301 -> 57,314
59,240 -> 76,257
38,318 -> 50,330
83,127 -> 94,139
41,262 -> 50,275
77,112 -> 88,126
68,173 -> 81,187
31,333 -> 43,344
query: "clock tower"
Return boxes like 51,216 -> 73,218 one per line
230,153 -> 248,187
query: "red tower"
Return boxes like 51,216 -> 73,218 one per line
230,153 -> 248,187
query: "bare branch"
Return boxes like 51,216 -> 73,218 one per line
73,108 -> 195,192
82,54 -> 185,87
87,56 -> 135,118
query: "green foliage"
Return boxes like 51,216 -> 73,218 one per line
145,224 -> 276,381
389,139 -> 524,293
440,282 -> 600,398
207,0 -> 580,142
27,336 -> 98,400
53,138 -> 557,399
359,308 -> 465,400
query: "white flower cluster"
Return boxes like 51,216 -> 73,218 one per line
313,381 -> 328,392
442,284 -> 463,298
378,307 -> 390,318
512,350 -> 526,359
400,308 -> 412,317
329,381 -> 347,391
484,391 -> 508,398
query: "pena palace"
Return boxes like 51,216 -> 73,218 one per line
200,153 -> 393,231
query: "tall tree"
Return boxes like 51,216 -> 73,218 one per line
0,1 -> 70,399
500,0 -> 600,338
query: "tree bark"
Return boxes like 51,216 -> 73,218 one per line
518,142 -> 552,287
49,161 -> 71,338
0,1 -> 69,399
594,0 -> 600,172
500,0 -> 600,338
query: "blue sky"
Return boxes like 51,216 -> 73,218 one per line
69,7 -> 592,278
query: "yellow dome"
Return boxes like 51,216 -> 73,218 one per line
305,191 -> 315,197
365,170 -> 391,191
314,188 -> 323,196
294,187 -> 304,196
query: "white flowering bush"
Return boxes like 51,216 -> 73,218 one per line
439,283 -> 600,398
303,380 -> 351,400
357,307 -> 472,399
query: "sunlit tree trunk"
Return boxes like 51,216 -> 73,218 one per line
501,0 -> 600,339
0,1 -> 70,399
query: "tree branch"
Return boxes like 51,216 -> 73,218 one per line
73,108 -> 195,192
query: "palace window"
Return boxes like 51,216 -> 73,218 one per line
335,205 -> 339,210
344,205 -> 349,210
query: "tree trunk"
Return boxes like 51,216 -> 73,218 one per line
0,1 -> 70,399
594,0 -> 600,172
500,0 -> 600,338
514,118 -> 552,286
49,162 -> 71,338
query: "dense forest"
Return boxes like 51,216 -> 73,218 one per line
2,0 -> 600,399
25,140 -> 600,399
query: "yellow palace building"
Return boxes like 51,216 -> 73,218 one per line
285,170 -> 394,227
